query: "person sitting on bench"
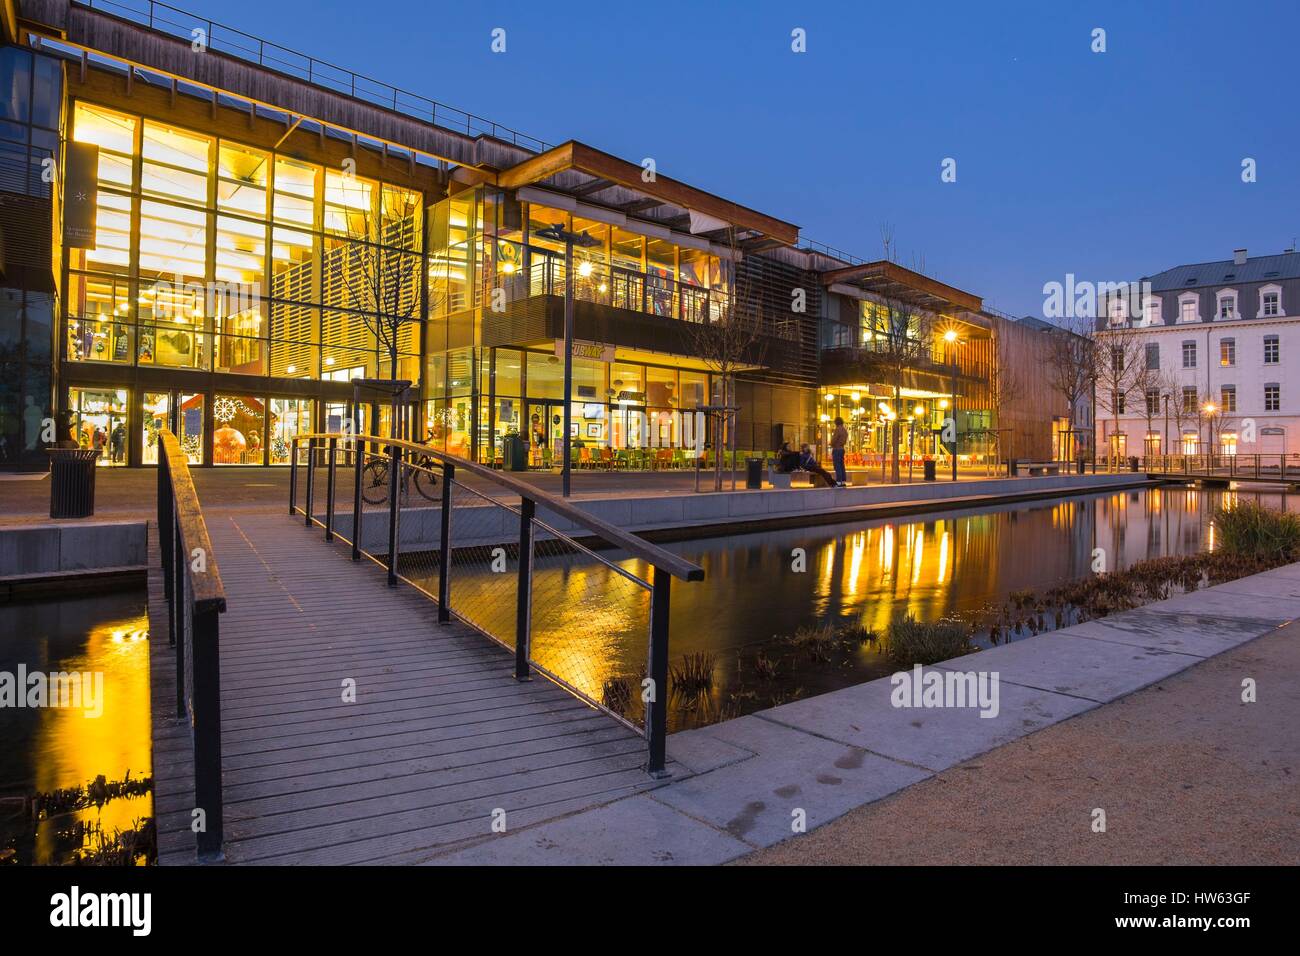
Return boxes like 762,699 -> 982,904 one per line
798,443 -> 839,487
775,442 -> 802,474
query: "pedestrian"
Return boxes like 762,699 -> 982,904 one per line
110,422 -> 126,463
798,443 -> 837,487
830,417 -> 849,486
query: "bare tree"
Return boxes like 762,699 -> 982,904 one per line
988,332 -> 1024,465
1043,316 -> 1094,462
323,176 -> 426,437
1094,325 -> 1146,462
680,230 -> 767,491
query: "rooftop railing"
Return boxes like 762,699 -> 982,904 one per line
75,0 -> 552,152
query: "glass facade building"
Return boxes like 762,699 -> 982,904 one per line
0,4 -> 1066,471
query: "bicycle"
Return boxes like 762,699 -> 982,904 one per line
360,437 -> 441,505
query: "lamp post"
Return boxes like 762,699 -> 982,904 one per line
943,329 -> 965,482
533,222 -> 599,497
1202,401 -> 1217,460
1162,392 -> 1170,466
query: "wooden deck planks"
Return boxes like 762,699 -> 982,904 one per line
149,511 -> 665,865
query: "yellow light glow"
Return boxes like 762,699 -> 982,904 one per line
939,399 -> 950,409
819,414 -> 830,423
944,329 -> 958,342
850,391 -> 861,402
824,393 -> 834,402
577,261 -> 593,278
913,404 -> 925,416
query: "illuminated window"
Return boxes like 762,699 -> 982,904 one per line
217,142 -> 268,217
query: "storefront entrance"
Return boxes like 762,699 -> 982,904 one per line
68,387 -> 128,466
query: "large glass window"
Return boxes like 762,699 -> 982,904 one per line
268,397 -> 311,465
213,394 -> 266,465
68,387 -> 129,466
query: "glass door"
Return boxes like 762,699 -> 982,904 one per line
69,387 -> 129,466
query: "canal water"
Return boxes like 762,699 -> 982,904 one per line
427,484 -> 1294,729
0,591 -> 151,865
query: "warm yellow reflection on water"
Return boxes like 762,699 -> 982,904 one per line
1,593 -> 151,865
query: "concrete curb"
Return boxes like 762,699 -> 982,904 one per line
428,560 -> 1299,865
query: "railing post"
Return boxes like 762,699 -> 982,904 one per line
646,566 -> 671,777
438,461 -> 453,622
386,441 -> 400,587
191,604 -> 224,861
304,437 -> 316,527
352,431 -> 364,561
514,498 -> 535,681
324,437 -> 337,541
159,450 -> 173,607
288,437 -> 298,515
173,513 -> 186,719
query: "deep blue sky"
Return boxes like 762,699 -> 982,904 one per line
209,0 -> 1298,318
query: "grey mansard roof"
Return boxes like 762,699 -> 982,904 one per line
1146,251 -> 1300,292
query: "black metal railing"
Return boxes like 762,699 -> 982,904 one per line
289,431 -> 703,776
156,428 -> 226,860
1097,453 -> 1300,480
75,0 -> 551,151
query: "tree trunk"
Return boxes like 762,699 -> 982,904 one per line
890,380 -> 902,484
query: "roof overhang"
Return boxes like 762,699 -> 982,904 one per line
495,141 -> 799,248
821,260 -> 983,315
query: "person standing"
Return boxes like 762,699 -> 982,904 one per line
830,417 -> 848,486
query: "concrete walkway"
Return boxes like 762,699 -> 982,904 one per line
431,561 -> 1300,865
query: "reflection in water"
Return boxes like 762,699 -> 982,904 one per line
431,485 -> 1293,727
0,592 -> 151,864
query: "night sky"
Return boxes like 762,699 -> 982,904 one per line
205,0 -> 1298,318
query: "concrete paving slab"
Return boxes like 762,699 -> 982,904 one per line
649,716 -> 929,847
1062,610 -> 1282,658
758,671 -> 1096,772
432,794 -> 750,865
1210,573 -> 1300,601
666,726 -> 756,775
935,632 -> 1203,703
1144,587 -> 1300,622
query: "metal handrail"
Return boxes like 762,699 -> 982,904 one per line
75,0 -> 551,151
156,428 -> 225,860
297,431 -> 704,582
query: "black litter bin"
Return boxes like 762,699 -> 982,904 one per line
501,434 -> 527,471
1129,456 -> 1140,473
1076,458 -> 1086,475
48,449 -> 99,518
746,457 -> 764,489
923,459 -> 937,481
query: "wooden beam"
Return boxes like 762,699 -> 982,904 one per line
819,260 -> 983,314
495,140 -> 800,245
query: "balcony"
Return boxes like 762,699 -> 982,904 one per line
484,251 -> 800,356
820,338 -> 991,391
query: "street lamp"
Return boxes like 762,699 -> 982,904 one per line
943,329 -> 965,482
533,222 -> 600,497
1202,401 -> 1217,458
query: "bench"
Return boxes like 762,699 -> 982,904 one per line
1019,460 -> 1061,476
768,470 -> 815,489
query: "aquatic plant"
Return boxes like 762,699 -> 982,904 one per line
670,652 -> 716,696
885,616 -> 977,668
1214,501 -> 1300,560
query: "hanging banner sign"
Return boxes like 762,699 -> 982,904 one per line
554,338 -> 614,363
63,141 -> 99,249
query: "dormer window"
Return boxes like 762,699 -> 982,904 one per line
1216,289 -> 1238,319
1260,284 -> 1282,317
1178,293 -> 1200,323
1108,297 -> 1127,327
1143,297 -> 1161,325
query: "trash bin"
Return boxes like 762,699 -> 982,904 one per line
501,434 -> 527,471
48,449 -> 99,518
1076,459 -> 1086,475
1129,456 -> 1140,473
923,459 -> 937,481
746,457 -> 764,489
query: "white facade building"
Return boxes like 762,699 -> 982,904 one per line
1096,249 -> 1300,459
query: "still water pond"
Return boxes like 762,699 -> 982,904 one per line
0,591 -> 151,865
433,485 -> 1293,729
